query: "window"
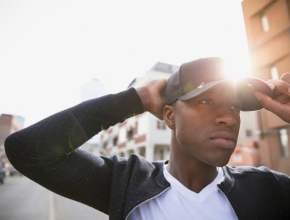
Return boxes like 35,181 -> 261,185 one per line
103,141 -> 108,149
261,15 -> 269,32
160,149 -> 164,160
127,126 -> 134,140
233,154 -> 243,163
270,66 -> 279,79
113,136 -> 118,146
157,120 -> 166,130
279,129 -> 289,157
245,129 -> 253,137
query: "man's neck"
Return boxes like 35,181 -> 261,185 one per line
167,156 -> 219,193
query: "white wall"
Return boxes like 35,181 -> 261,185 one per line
238,111 -> 259,144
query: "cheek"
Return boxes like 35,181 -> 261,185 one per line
174,114 -> 204,146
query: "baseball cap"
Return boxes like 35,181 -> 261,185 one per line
165,57 -> 274,111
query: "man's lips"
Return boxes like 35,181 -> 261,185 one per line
211,131 -> 236,142
210,131 -> 237,149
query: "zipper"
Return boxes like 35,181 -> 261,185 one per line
124,187 -> 170,220
218,187 -> 239,220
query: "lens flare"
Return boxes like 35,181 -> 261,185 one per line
222,57 -> 252,84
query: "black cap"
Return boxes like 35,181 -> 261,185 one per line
165,57 -> 274,111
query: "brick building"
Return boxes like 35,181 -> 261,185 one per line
241,0 -> 290,175
0,114 -> 24,169
229,141 -> 261,167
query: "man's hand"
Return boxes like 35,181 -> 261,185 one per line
135,78 -> 167,120
255,73 -> 290,123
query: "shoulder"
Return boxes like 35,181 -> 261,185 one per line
225,165 -> 290,187
110,154 -> 164,174
226,165 -> 288,176
109,154 -> 168,192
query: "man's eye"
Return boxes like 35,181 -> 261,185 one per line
230,105 -> 241,112
200,99 -> 213,105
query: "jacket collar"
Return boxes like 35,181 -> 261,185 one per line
154,160 -> 171,188
220,166 -> 235,193
157,161 -> 235,192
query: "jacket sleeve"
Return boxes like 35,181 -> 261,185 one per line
4,87 -> 144,214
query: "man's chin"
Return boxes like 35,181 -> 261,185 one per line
208,157 -> 231,167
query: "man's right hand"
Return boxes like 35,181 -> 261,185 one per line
135,78 -> 167,120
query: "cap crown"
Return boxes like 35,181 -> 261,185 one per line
165,57 -> 227,104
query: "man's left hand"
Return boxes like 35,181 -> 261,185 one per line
255,72 -> 290,123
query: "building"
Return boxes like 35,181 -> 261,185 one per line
0,114 -> 24,174
229,141 -> 261,167
100,62 -> 179,161
241,0 -> 290,174
0,114 -> 23,151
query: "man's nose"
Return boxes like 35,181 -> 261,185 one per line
214,105 -> 239,128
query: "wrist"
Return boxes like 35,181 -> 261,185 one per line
136,86 -> 151,112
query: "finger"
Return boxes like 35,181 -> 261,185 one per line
266,80 -> 290,97
254,92 -> 274,109
267,72 -> 290,84
267,83 -> 275,91
281,72 -> 290,83
255,92 -> 290,122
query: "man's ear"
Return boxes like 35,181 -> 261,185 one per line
163,105 -> 175,129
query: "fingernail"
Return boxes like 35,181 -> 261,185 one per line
268,83 -> 275,90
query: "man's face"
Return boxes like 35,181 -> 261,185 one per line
171,83 -> 241,167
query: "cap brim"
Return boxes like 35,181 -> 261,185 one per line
178,77 -> 274,111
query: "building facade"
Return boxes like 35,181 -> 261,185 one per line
0,114 -> 24,174
229,140 -> 261,167
242,0 -> 290,175
0,114 -> 23,151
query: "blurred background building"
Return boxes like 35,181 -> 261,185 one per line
239,0 -> 290,175
0,114 -> 24,175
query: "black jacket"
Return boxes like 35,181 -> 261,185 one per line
4,88 -> 290,220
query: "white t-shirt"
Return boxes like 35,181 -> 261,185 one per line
127,167 -> 238,220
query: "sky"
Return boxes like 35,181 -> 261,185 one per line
0,0 -> 250,127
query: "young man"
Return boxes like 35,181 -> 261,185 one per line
4,57 -> 290,219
